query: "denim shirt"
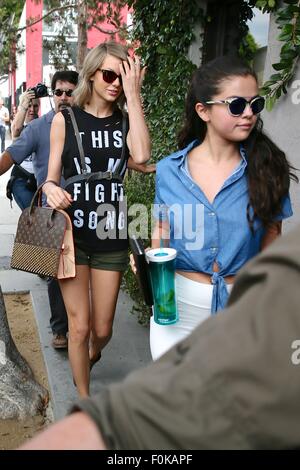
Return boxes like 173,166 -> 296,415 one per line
153,140 -> 293,313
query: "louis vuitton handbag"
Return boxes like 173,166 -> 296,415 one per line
10,182 -> 75,279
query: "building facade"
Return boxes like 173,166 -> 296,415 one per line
8,0 -> 130,115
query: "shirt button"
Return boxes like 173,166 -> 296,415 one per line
211,247 -> 218,252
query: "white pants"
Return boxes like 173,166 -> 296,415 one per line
150,273 -> 232,361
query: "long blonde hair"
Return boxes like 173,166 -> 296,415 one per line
73,41 -> 128,109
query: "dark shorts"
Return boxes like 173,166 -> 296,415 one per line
75,244 -> 128,272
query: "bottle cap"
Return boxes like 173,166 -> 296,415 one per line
146,247 -> 177,263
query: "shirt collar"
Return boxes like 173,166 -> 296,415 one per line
170,140 -> 200,164
172,139 -> 248,168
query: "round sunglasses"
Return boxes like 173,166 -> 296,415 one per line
54,89 -> 73,97
205,95 -> 265,117
99,69 -> 122,86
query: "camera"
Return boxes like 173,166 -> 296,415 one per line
28,83 -> 48,98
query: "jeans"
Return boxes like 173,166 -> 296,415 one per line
11,178 -> 35,210
47,278 -> 68,336
0,125 -> 5,152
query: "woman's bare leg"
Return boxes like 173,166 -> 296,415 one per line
59,265 -> 90,397
89,269 -> 122,363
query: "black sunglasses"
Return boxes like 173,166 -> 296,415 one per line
205,95 -> 265,117
99,69 -> 122,86
54,89 -> 73,97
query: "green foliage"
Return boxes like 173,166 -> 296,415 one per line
253,0 -> 279,12
254,0 -> 300,110
239,33 -> 260,64
128,0 -> 203,162
0,1 -> 24,76
123,0 -> 204,324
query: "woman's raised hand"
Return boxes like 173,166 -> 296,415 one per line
120,56 -> 146,99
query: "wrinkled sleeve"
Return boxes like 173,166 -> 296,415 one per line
7,124 -> 36,165
152,169 -> 168,222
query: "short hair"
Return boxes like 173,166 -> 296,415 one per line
51,71 -> 79,91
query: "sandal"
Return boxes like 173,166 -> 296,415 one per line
89,352 -> 102,371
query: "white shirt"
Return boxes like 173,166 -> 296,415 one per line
0,106 -> 9,127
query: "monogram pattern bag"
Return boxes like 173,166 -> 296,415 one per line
11,183 -> 75,279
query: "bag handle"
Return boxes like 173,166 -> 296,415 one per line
29,180 -> 58,213
67,107 -> 127,179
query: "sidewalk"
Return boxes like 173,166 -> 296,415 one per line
0,168 -> 151,419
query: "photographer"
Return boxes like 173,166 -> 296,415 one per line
0,70 -> 79,350
11,89 -> 39,138
6,89 -> 40,210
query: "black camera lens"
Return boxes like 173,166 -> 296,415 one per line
29,83 -> 48,98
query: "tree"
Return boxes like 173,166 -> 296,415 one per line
41,0 -> 129,70
0,0 -> 24,78
0,0 -> 128,75
0,286 -> 48,420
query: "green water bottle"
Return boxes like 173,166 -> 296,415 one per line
146,248 -> 178,325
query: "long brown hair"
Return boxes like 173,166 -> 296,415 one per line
178,56 -> 298,230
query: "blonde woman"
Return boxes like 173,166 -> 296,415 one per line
43,41 -> 151,397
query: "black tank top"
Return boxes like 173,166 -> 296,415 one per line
61,106 -> 129,252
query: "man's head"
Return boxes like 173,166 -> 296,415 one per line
51,71 -> 79,113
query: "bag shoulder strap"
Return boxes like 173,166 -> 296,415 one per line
67,107 -> 128,179
113,113 -> 128,178
67,107 -> 87,174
